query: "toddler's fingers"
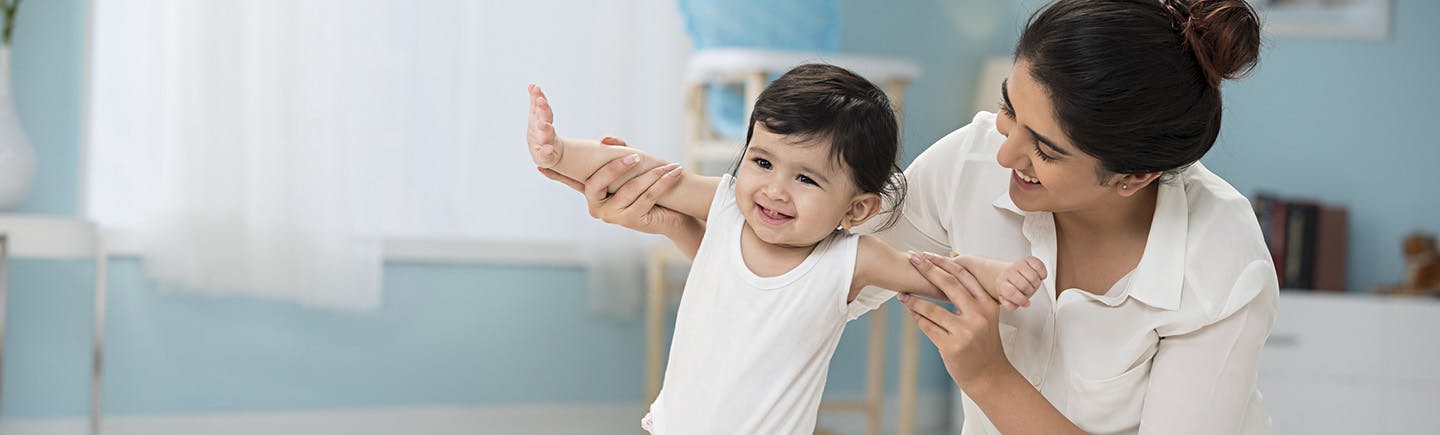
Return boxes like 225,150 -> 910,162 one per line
1016,264 -> 1042,288
1006,273 -> 1033,297
529,86 -> 546,118
1007,289 -> 1030,308
1025,256 -> 1048,279
537,96 -> 554,124
1001,281 -> 1029,309
529,117 -> 550,141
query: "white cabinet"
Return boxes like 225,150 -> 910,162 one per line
949,292 -> 1440,434
1260,291 -> 1440,435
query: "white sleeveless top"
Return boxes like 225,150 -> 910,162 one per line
647,174 -> 860,435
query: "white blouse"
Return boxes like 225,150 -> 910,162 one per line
852,111 -> 1279,434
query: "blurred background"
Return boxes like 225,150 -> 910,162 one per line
0,0 -> 1435,434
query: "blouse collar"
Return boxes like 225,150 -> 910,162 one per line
990,175 -> 1188,311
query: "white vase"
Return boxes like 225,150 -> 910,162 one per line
0,45 -> 36,211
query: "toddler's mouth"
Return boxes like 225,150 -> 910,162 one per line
757,204 -> 794,226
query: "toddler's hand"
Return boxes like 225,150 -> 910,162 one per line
996,256 -> 1047,311
527,84 -> 563,168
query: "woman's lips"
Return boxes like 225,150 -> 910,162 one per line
1012,169 -> 1043,191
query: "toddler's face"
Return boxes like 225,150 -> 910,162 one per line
735,124 -> 866,248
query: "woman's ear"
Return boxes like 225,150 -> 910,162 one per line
841,193 -> 883,230
1114,172 -> 1163,197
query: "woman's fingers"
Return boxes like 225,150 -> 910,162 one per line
913,252 -> 975,312
618,165 -> 683,221
911,304 -> 952,344
928,254 -> 997,311
605,163 -> 678,217
910,252 -> 968,306
899,294 -> 956,335
537,167 -> 584,193
583,154 -> 641,203
600,136 -> 630,147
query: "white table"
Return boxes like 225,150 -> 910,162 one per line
0,215 -> 106,435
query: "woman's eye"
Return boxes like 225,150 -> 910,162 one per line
1032,143 -> 1057,162
752,157 -> 771,169
797,175 -> 817,185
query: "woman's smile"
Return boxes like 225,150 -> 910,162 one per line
1012,169 -> 1044,191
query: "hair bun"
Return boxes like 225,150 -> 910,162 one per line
1164,0 -> 1261,87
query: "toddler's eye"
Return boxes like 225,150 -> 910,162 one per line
752,157 -> 771,170
796,175 -> 817,186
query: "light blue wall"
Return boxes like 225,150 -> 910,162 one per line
1202,0 -> 1440,292
1,260 -> 95,417
840,0 -> 1041,165
9,0 -> 1436,421
10,0 -> 85,215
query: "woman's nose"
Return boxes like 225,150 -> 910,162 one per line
996,135 -> 1025,170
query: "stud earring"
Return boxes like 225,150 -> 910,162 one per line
1122,183 -> 1129,190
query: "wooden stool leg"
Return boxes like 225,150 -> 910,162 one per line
865,307 -> 889,435
898,308 -> 918,435
645,248 -> 666,405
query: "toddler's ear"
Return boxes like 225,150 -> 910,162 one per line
841,193 -> 883,230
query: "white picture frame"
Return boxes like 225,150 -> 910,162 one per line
1257,0 -> 1393,40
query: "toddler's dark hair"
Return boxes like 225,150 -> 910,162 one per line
732,63 -> 907,231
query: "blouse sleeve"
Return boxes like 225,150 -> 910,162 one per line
1138,261 -> 1279,434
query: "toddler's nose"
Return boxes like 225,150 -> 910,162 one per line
762,183 -> 788,202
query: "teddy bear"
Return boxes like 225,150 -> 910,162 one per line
1388,232 -> 1440,296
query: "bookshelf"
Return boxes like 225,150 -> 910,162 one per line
1253,193 -> 1349,291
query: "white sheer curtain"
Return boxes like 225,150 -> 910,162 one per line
87,0 -> 689,312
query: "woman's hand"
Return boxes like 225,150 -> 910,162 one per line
899,252 -> 1017,392
537,136 -> 698,238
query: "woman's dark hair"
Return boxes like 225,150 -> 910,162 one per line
1015,0 -> 1261,180
734,63 -> 907,230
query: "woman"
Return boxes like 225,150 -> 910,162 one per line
542,0 -> 1276,433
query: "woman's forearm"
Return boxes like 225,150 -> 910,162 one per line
966,365 -> 1087,435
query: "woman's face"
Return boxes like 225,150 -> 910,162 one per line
994,60 -> 1120,213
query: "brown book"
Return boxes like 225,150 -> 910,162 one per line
1312,206 -> 1349,291
1285,202 -> 1309,289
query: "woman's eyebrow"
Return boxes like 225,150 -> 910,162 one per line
1027,126 -> 1070,157
1002,78 -> 1071,157
1001,79 -> 1013,111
